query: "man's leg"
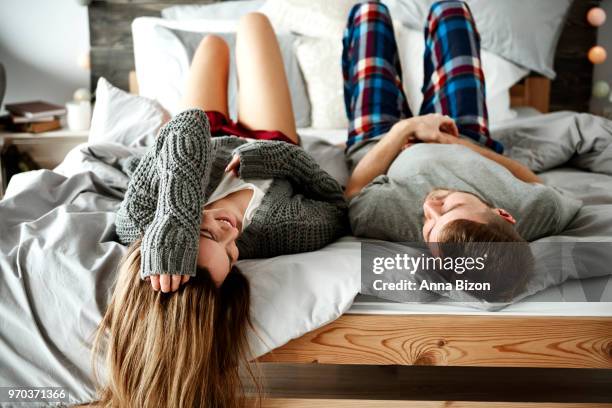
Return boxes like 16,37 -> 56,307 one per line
342,1 -> 411,151
420,1 -> 504,153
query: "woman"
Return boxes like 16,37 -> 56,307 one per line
90,13 -> 348,407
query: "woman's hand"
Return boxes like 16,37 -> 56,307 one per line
147,274 -> 190,292
225,154 -> 241,177
392,114 -> 459,146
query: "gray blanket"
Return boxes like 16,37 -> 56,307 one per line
1,112 -> 612,406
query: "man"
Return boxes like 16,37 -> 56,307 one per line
341,1 -> 582,301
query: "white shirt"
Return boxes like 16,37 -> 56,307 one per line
205,171 -> 272,231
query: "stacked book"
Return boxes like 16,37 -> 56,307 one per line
3,101 -> 66,133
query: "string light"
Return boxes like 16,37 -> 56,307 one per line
587,7 -> 607,27
588,45 -> 607,64
588,6 -> 610,103
77,51 -> 91,70
593,80 -> 611,99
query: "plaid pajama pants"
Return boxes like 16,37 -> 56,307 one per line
342,0 -> 504,154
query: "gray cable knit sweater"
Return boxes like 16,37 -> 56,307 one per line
115,109 -> 348,278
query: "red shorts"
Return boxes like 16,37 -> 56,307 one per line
205,111 -> 297,145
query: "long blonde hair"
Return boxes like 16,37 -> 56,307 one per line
88,239 -> 258,407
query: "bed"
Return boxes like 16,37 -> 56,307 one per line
1,1 -> 611,407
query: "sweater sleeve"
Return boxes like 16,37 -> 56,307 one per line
115,151 -> 159,246
237,188 -> 349,259
232,141 -> 346,207
140,109 -> 214,279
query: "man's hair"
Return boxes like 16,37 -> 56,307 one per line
436,213 -> 534,303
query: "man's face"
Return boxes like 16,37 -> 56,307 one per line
422,189 -> 497,242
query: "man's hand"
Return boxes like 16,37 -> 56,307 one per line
147,274 -> 191,293
391,114 -> 459,146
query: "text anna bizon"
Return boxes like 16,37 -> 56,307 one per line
372,279 -> 491,292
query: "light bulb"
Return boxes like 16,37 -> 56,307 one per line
593,80 -> 610,99
77,51 -> 91,70
588,46 -> 607,64
587,7 -> 607,27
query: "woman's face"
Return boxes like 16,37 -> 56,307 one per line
198,208 -> 241,286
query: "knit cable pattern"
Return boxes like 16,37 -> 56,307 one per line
140,108 -> 214,278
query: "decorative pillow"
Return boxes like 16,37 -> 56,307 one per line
89,78 -> 170,147
259,0 -> 360,38
162,0 -> 265,20
487,91 -> 517,125
295,38 -> 348,129
132,17 -> 311,127
384,0 -> 572,79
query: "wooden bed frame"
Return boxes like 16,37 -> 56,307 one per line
258,314 -> 612,369
91,0 -> 611,403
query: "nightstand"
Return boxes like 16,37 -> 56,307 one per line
0,128 -> 89,198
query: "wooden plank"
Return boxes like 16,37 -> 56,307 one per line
89,0 -> 223,48
525,77 -> 551,113
88,0 -> 229,94
251,363 -> 612,402
90,46 -> 135,92
89,2 -> 169,48
259,314 -> 612,368
256,400 -> 612,408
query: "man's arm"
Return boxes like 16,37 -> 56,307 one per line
345,114 -> 541,199
438,134 -> 542,184
344,125 -> 407,199
345,114 -> 459,199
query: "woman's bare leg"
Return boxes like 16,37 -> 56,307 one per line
180,34 -> 230,116
235,13 -> 299,143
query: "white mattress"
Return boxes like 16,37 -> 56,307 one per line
350,289 -> 612,317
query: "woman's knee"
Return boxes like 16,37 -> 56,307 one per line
237,12 -> 273,35
195,34 -> 229,59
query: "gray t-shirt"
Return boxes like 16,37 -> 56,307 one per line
349,143 -> 582,242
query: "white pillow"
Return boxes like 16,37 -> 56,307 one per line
295,38 -> 348,129
260,0 -> 360,39
132,17 -> 311,127
89,77 -> 170,147
383,0 -> 572,79
487,91 -> 517,125
162,0 -> 265,20
296,26 -> 527,129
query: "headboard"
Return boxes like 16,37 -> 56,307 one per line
89,0 -> 602,113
